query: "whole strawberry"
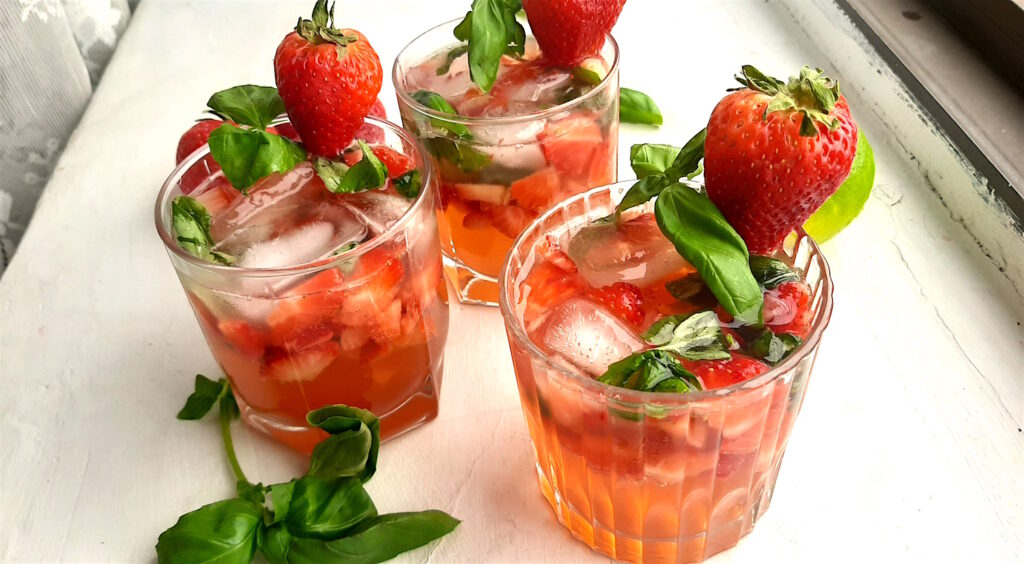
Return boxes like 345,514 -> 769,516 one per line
522,0 -> 625,67
274,0 -> 382,157
704,65 -> 858,254
176,119 -> 227,194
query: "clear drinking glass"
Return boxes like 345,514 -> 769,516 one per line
156,117 -> 449,453
499,181 -> 834,563
393,19 -> 620,305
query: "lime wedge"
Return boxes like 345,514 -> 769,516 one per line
804,130 -> 875,242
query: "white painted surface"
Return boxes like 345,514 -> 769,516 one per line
1,1 -> 1022,562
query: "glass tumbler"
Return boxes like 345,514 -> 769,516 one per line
156,117 -> 449,453
499,181 -> 834,562
394,19 -> 620,305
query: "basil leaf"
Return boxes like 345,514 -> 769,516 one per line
655,184 -> 763,325
269,481 -> 295,525
410,90 -> 472,139
236,481 -> 266,505
207,85 -> 284,130
664,274 -> 706,302
424,137 -> 491,172
436,45 -> 469,75
284,476 -> 377,540
307,404 -> 380,482
620,87 -> 663,126
393,168 -> 423,199
749,330 -> 802,364
460,0 -> 524,92
260,524 -> 291,564
617,176 -> 672,215
315,141 -> 388,194
630,144 -> 682,179
649,311 -> 732,361
171,197 -> 233,265
665,128 -> 706,180
285,511 -> 460,564
176,374 -> 226,420
207,124 -> 306,192
155,498 -> 262,564
749,255 -> 800,289
597,350 -> 702,393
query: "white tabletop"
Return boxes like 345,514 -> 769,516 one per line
2,1 -> 1023,562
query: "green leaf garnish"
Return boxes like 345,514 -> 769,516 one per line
286,511 -> 461,562
176,374 -> 228,420
424,137 -> 491,172
207,124 -> 306,192
436,45 -> 469,75
314,141 -> 388,194
207,85 -> 284,130
156,498 -> 262,564
664,274 -> 706,302
410,90 -> 472,139
393,168 -> 424,199
307,404 -> 381,482
171,196 -> 233,265
734,64 -> 841,137
655,184 -> 763,325
598,350 -> 702,393
749,329 -> 802,364
454,0 -> 525,92
617,129 -> 706,214
749,255 -> 800,289
620,87 -> 663,126
642,311 -> 732,361
282,476 -> 377,540
630,144 -> 682,179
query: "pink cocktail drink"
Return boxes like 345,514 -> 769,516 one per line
157,118 -> 449,453
500,181 -> 833,563
394,20 -> 619,304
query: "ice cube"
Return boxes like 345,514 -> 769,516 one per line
336,190 -> 411,236
540,298 -> 645,377
477,142 -> 546,171
238,221 -> 338,269
568,214 -> 696,289
404,51 -> 472,101
210,163 -> 318,241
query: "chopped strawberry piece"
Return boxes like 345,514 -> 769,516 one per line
537,236 -> 577,273
763,281 -> 813,338
587,141 -> 616,186
267,269 -> 346,346
369,298 -> 402,344
462,211 -> 492,230
217,319 -> 265,354
193,179 -> 237,217
453,183 -> 509,205
539,114 -> 603,176
682,354 -> 768,390
587,282 -> 645,328
488,204 -> 531,238
509,167 -> 561,212
370,145 -> 415,179
339,325 -> 370,352
521,256 -> 586,332
262,340 -> 340,382
336,246 -> 404,328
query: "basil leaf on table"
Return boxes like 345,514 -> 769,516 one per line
286,511 -> 461,564
176,374 -> 227,420
620,87 -> 663,126
454,0 -> 524,92
155,498 -> 262,564
749,255 -> 800,289
259,524 -> 292,564
393,169 -> 423,199
307,405 -> 380,482
410,90 -> 472,139
655,184 -> 763,325
207,85 -> 285,130
171,197 -> 234,265
207,124 -> 306,192
314,140 -> 388,194
283,476 -> 377,540
269,482 -> 295,525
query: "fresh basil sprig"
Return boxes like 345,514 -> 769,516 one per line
171,197 -> 234,265
208,124 -> 307,193
424,137 -> 491,172
616,128 -> 706,214
655,184 -> 764,325
620,87 -> 663,126
410,90 -> 472,139
642,311 -> 732,361
749,329 -> 802,364
156,378 -> 458,564
314,140 -> 388,194
393,169 -> 423,199
749,255 -> 800,289
453,0 -> 525,92
207,85 -> 286,130
598,350 -> 702,393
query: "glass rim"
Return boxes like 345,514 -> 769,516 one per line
498,179 -> 836,404
153,116 -> 436,278
391,17 -> 620,127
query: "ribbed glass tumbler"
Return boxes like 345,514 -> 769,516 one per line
498,181 -> 834,563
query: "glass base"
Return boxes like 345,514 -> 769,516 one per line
237,373 -> 441,454
534,462 -> 775,563
443,256 -> 500,306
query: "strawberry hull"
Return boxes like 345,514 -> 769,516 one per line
394,21 -> 619,305
499,181 -> 834,563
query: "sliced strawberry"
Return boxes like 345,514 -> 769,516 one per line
587,282 -> 645,328
488,204 -> 531,238
217,319 -> 265,354
539,114 -> 603,177
336,246 -> 404,328
682,354 -> 768,390
370,145 -> 415,179
509,167 -> 561,212
262,340 -> 340,382
587,141 -> 616,186
462,211 -> 492,230
193,179 -> 237,217
521,254 -> 586,332
370,298 -> 402,344
537,236 -> 578,273
763,281 -> 812,338
339,325 -> 370,352
267,269 -> 346,346
453,183 -> 510,205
